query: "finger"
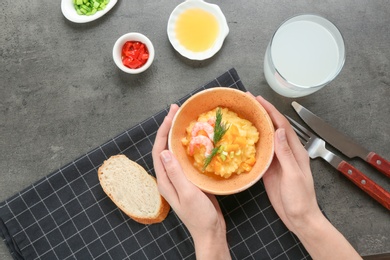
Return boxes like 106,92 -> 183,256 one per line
160,150 -> 194,200
152,104 -> 179,158
153,104 -> 180,204
154,150 -> 180,208
246,91 -> 255,98
153,150 -> 176,204
255,95 -> 288,129
255,96 -> 306,158
262,163 -> 287,220
167,103 -> 180,119
152,104 -> 179,177
250,93 -> 304,153
263,130 -> 298,224
156,166 -> 177,203
274,128 -> 308,181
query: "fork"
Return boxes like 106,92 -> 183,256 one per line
286,115 -> 390,210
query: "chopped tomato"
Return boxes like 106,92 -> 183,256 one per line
121,41 -> 149,69
122,57 -> 142,69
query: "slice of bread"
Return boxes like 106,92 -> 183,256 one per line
98,154 -> 170,224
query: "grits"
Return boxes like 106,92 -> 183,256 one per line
181,107 -> 259,178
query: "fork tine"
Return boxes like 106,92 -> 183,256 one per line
291,125 -> 308,146
285,115 -> 313,146
285,115 -> 314,140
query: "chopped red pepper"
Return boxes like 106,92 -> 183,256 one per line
121,41 -> 149,69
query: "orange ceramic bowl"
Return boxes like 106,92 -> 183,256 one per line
168,87 -> 275,195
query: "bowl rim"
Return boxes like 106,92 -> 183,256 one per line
167,0 -> 229,60
112,32 -> 155,74
168,87 -> 275,195
61,0 -> 118,23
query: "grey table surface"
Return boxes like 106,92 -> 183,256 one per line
1,0 -> 389,259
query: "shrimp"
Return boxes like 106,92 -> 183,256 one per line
189,135 -> 214,156
207,117 -> 216,127
191,122 -> 214,140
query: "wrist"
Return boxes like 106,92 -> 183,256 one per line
292,210 -> 329,239
291,211 -> 361,259
193,230 -> 231,260
286,204 -> 324,236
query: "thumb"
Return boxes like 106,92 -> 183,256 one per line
274,128 -> 301,174
160,150 -> 192,194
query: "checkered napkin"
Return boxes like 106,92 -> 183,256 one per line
0,68 -> 311,260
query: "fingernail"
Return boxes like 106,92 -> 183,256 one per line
160,150 -> 172,163
277,128 -> 286,142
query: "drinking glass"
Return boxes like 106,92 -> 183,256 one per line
264,14 -> 345,98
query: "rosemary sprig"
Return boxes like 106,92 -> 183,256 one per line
203,108 -> 230,170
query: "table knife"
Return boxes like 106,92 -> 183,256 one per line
291,101 -> 390,178
362,252 -> 390,260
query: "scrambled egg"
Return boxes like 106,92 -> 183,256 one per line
181,107 -> 259,178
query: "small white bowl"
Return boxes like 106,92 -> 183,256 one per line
61,0 -> 118,23
167,0 -> 229,60
112,33 -> 155,74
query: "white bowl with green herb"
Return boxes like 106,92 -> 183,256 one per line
61,0 -> 117,23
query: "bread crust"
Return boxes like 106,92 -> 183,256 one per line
98,154 -> 170,224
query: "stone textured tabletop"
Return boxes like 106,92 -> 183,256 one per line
1,0 -> 389,258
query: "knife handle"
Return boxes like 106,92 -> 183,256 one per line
338,161 -> 390,210
366,152 -> 390,178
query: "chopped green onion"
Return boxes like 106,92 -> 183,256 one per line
74,0 -> 110,16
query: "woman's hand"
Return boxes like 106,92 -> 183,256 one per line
254,96 -> 321,232
255,95 -> 361,259
152,104 -> 231,260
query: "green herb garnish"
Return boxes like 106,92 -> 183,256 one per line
213,108 -> 230,143
203,108 -> 230,170
202,146 -> 220,171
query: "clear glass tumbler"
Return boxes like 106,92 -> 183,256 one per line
264,14 -> 345,98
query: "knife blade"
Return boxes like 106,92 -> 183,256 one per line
292,101 -> 390,178
362,253 -> 390,260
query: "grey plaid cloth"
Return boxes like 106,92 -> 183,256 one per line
0,68 -> 311,260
